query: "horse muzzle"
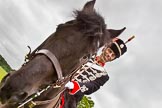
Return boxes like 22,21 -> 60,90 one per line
0,90 -> 28,106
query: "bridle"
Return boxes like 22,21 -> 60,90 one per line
92,26 -> 104,56
17,49 -> 89,108
2,26 -> 104,108
36,49 -> 64,81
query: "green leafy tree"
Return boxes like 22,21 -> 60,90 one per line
77,96 -> 94,108
0,54 -> 12,72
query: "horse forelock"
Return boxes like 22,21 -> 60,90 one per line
72,9 -> 108,53
53,9 -> 107,56
74,10 -> 106,35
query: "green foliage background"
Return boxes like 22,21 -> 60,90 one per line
77,96 -> 94,108
0,54 -> 12,72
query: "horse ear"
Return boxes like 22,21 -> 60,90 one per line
108,27 -> 126,38
82,0 -> 96,14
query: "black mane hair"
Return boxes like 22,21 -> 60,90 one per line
74,10 -> 106,36
73,10 -> 107,53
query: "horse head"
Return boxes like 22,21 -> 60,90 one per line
0,0 -> 125,107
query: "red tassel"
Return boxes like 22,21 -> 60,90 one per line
60,94 -> 65,108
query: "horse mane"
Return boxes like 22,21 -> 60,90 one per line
74,10 -> 106,36
54,9 -> 107,58
71,9 -> 107,53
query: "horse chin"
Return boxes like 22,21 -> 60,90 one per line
0,103 -> 16,108
0,96 -> 18,107
0,93 -> 7,104
0,91 -> 28,107
0,96 -> 24,108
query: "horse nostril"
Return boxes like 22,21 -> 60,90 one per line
8,91 -> 28,104
18,91 -> 28,101
8,95 -> 19,104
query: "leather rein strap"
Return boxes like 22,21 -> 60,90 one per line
36,49 -> 63,81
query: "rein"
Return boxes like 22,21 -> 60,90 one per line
17,49 -> 89,108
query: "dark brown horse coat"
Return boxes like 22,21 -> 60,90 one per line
0,0 -> 126,108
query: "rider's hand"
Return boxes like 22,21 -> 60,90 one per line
65,81 -> 74,89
